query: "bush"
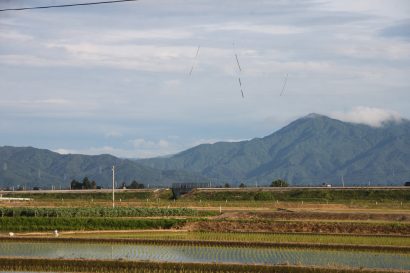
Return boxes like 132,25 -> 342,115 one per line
0,217 -> 184,231
271,179 -> 288,187
0,207 -> 216,218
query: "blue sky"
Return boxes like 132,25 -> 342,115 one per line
1,0 -> 409,158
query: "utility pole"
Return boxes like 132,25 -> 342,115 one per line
112,165 -> 115,209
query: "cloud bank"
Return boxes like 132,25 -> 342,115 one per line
332,107 -> 404,127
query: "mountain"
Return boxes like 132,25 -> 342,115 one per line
0,147 -> 208,189
138,114 -> 410,186
2,114 -> 410,188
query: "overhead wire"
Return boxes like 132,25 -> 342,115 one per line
234,54 -> 242,72
280,73 -> 288,96
0,0 -> 139,12
233,42 -> 245,99
238,78 -> 244,98
189,46 -> 201,76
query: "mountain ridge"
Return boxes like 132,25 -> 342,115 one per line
0,146 -> 208,189
138,113 -> 410,185
1,113 -> 410,188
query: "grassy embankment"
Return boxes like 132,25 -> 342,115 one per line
183,188 -> 410,208
2,188 -> 409,210
1,206 -> 409,234
0,217 -> 185,232
64,231 -> 410,247
0,207 -> 217,231
0,257 -> 405,273
0,189 -> 409,234
0,207 -> 216,217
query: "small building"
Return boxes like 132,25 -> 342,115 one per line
171,183 -> 209,198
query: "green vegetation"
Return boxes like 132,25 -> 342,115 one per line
0,217 -> 184,231
188,189 -> 410,202
0,207 -> 215,218
271,179 -> 289,187
139,115 -> 410,186
124,180 -> 145,189
0,257 -> 403,273
3,191 -> 154,200
70,177 -> 98,189
70,231 -> 410,247
190,219 -> 410,235
0,146 -> 207,189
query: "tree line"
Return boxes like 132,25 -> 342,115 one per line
70,177 -> 145,190
223,179 -> 289,188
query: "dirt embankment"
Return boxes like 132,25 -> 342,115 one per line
0,257 -> 405,273
185,220 -> 410,235
215,211 -> 410,222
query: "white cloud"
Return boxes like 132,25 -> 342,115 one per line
77,29 -> 194,42
334,42 -> 410,60
105,131 -> 123,138
322,0 -> 410,19
158,140 -> 170,148
1,0 -> 410,158
202,22 -> 304,35
54,146 -> 137,158
0,98 -> 71,107
54,148 -> 73,155
0,30 -> 33,42
132,138 -> 170,149
54,137 -> 247,159
331,107 -> 403,127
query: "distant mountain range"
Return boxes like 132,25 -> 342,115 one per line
138,114 -> 410,186
1,113 -> 410,188
0,147 -> 208,189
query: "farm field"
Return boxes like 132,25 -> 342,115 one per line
0,240 -> 409,269
0,187 -> 409,273
59,231 -> 410,247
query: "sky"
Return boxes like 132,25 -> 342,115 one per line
0,0 -> 409,158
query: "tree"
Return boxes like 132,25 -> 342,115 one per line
128,180 -> 145,189
82,177 -> 91,189
70,179 -> 82,190
270,179 -> 288,187
71,177 -> 98,190
224,183 -> 231,188
239,183 -> 246,188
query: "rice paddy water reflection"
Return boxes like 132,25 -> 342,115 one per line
0,242 -> 409,270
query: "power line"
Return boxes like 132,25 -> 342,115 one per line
0,0 -> 139,12
280,73 -> 288,96
189,45 -> 201,76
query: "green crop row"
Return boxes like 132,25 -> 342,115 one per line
189,189 -> 410,202
0,207 -> 216,218
78,231 -> 410,247
0,217 -> 185,231
0,257 -> 400,273
2,191 -> 153,200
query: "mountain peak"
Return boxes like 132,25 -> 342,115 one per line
304,113 -> 327,119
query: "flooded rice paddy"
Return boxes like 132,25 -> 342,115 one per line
0,241 -> 409,270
